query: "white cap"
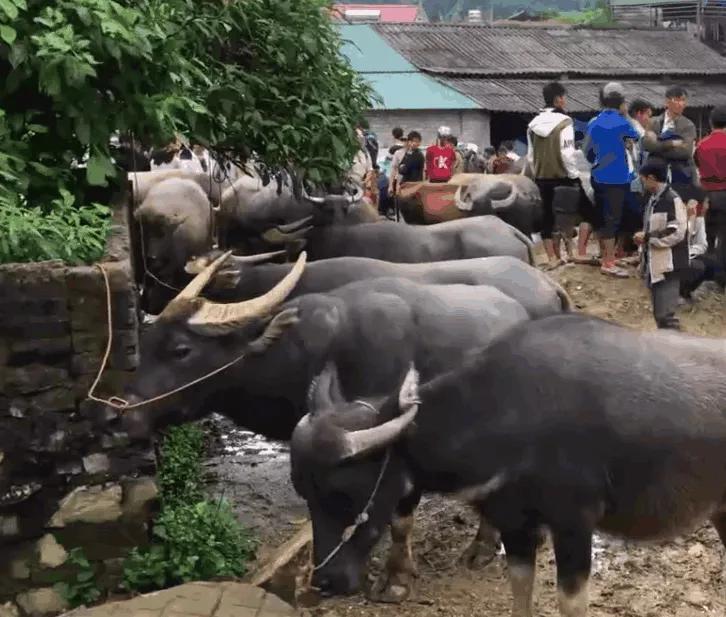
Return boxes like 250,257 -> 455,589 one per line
437,125 -> 451,137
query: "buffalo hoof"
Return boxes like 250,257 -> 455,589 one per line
368,570 -> 414,604
460,538 -> 500,569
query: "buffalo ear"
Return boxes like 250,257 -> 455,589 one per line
247,308 -> 299,354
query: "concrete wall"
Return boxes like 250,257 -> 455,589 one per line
0,200 -> 157,616
365,109 -> 491,155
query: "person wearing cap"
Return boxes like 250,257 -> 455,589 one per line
695,105 -> 726,287
584,82 -> 642,277
425,127 -> 456,183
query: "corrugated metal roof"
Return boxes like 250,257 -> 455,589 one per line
339,25 -> 479,110
441,78 -> 726,112
373,23 -> 726,77
340,23 -> 415,72
365,73 -> 479,110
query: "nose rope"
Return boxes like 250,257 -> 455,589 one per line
313,448 -> 391,572
86,264 -> 247,412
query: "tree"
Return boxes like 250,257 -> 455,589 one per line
0,0 -> 374,262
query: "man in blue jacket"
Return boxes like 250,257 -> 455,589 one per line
584,82 -> 641,277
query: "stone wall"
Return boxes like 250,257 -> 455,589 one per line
0,198 -> 157,616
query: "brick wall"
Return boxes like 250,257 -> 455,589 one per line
0,201 -> 157,616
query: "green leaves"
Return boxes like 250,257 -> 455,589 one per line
0,24 -> 16,44
122,424 -> 256,594
86,152 -> 115,186
2,0 -> 374,266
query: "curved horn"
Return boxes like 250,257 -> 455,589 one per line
490,183 -> 519,210
186,251 -> 307,334
163,250 -> 233,315
276,216 -> 315,233
301,183 -> 326,204
185,249 -> 287,275
262,226 -> 313,245
346,185 -> 364,204
307,361 -> 345,414
338,365 -> 420,461
454,185 -> 473,211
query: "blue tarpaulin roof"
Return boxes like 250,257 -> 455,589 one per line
338,24 -> 479,110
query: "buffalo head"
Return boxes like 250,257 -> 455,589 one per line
290,362 -> 420,596
114,250 -> 307,440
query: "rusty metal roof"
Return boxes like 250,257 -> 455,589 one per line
440,78 -> 726,112
373,23 -> 726,77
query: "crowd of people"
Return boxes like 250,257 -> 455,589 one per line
526,80 -> 725,330
360,81 -> 726,332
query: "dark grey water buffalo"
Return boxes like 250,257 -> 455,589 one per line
110,252 -> 546,599
292,313 -> 726,614
264,215 -> 534,264
455,174 -> 543,236
220,170 -> 379,237
187,253 -> 571,319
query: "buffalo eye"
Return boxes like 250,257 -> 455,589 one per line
172,344 -> 192,361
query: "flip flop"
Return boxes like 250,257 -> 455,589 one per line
600,265 -> 630,278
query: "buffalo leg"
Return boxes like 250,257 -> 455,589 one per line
551,525 -> 592,617
370,489 -> 421,603
461,515 -> 501,569
501,527 -> 539,617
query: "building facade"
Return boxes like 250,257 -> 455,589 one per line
371,22 -> 726,146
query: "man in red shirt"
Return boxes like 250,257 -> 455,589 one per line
425,127 -> 455,183
695,106 -> 726,286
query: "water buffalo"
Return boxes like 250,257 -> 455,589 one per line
187,253 -> 572,319
291,313 -> 726,615
455,174 -> 543,235
110,252 -> 549,600
264,215 -> 535,265
220,170 -> 378,237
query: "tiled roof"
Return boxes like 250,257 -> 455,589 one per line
373,23 -> 726,77
441,78 -> 726,112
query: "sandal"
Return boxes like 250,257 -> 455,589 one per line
600,264 -> 630,278
616,255 -> 640,267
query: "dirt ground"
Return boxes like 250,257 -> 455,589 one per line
205,259 -> 726,617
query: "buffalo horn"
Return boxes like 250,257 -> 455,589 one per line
338,365 -> 420,461
302,184 -> 326,204
186,251 -> 307,333
346,185 -> 364,204
276,216 -> 315,233
163,250 -> 233,313
262,226 -> 313,245
184,249 -> 287,275
490,183 -> 519,210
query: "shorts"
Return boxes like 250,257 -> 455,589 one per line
620,190 -> 644,234
672,183 -> 705,204
592,180 -> 629,240
536,178 -> 584,239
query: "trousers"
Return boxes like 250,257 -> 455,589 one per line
651,271 -> 681,330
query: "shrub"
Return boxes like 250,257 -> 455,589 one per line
122,424 -> 255,593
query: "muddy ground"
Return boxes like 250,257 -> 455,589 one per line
204,259 -> 726,617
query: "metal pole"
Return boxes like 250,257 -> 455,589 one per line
696,0 -> 703,41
